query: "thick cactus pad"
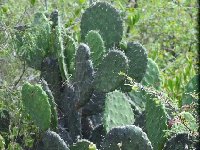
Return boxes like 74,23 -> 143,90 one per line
81,2 -> 123,49
103,90 -> 134,132
74,43 -> 94,108
126,42 -> 148,82
40,130 -> 69,150
146,98 -> 168,150
182,74 -> 199,105
102,125 -> 153,150
94,50 -> 128,93
21,83 -> 51,131
85,30 -> 106,69
141,58 -> 161,89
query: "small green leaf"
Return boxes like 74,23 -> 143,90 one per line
30,0 -> 36,5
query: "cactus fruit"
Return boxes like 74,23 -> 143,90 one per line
103,90 -> 134,132
85,30 -> 106,69
146,98 -> 168,150
70,139 -> 95,150
81,2 -> 123,49
141,58 -> 161,90
41,79 -> 58,131
94,50 -> 129,93
74,43 -> 94,109
40,130 -> 69,150
21,83 -> 51,131
0,109 -> 10,132
126,42 -> 148,83
182,74 -> 199,105
163,133 -> 197,150
102,125 -> 153,150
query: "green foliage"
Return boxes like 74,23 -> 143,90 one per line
94,50 -> 128,92
0,134 -> 5,150
103,90 -> 134,133
85,30 -> 106,69
102,125 -> 153,150
21,83 -> 51,131
81,2 -> 123,49
146,98 -> 168,150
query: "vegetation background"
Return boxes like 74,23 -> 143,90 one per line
0,0 -> 199,149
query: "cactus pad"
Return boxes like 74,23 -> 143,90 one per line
141,58 -> 161,89
103,90 -> 134,132
146,98 -> 168,150
85,30 -> 106,69
81,2 -> 123,49
22,83 -> 51,131
41,130 -> 69,150
102,125 -> 153,150
126,42 -> 148,82
182,74 -> 199,105
94,50 -> 128,93
70,139 -> 95,150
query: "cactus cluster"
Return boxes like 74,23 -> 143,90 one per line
13,1 -> 198,150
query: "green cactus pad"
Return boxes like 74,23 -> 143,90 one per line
182,74 -> 199,105
103,90 -> 134,133
141,58 -> 161,89
81,2 -> 123,49
163,133 -> 197,150
94,50 -> 128,93
146,98 -> 168,150
70,139 -> 95,150
41,130 -> 69,150
41,79 -> 58,131
74,43 -> 94,108
126,42 -> 148,82
85,30 -> 106,69
22,83 -> 51,131
63,35 -> 76,75
102,125 -> 153,150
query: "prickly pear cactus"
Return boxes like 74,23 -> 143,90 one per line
102,125 -> 153,150
70,139 -> 96,150
41,79 -> 58,131
21,83 -> 51,131
141,58 -> 161,90
126,42 -> 148,83
94,50 -> 128,93
40,130 -> 69,150
85,30 -> 106,69
146,98 -> 168,150
81,2 -> 123,49
163,133 -> 197,150
74,43 -> 94,108
63,34 -> 76,75
103,90 -> 134,132
182,74 -> 199,105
